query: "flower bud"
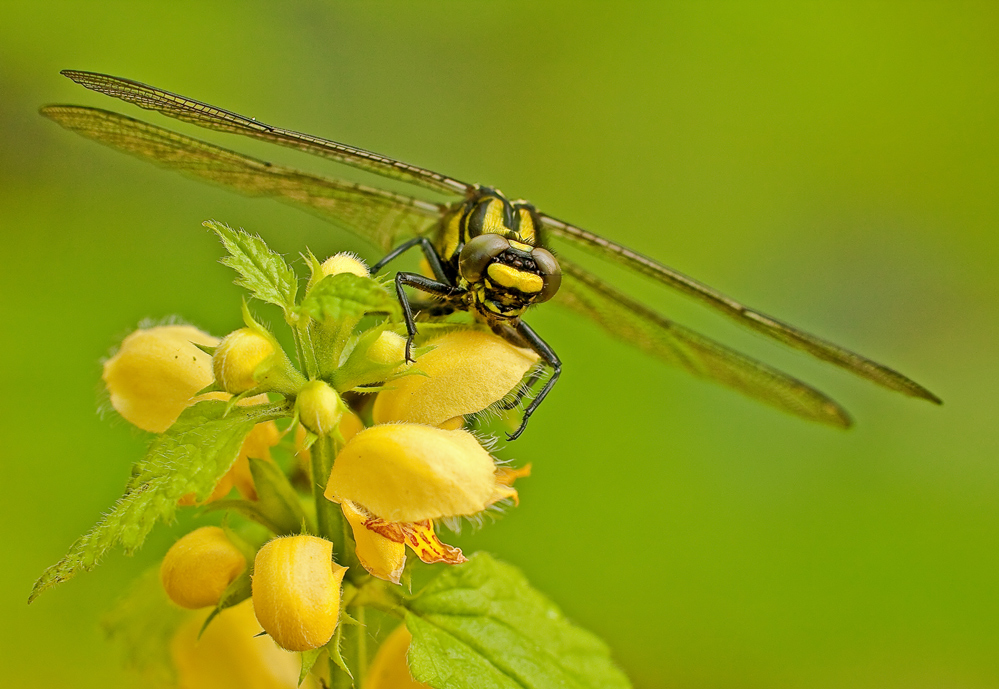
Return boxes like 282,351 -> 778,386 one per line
252,535 -> 347,651
160,527 -> 246,609
103,324 -> 222,433
296,380 -> 344,435
321,252 -> 369,278
325,424 -> 496,523
171,599 -> 314,689
366,331 -> 408,366
373,330 -> 538,427
366,624 -> 429,689
213,328 -> 275,393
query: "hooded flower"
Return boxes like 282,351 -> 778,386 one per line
103,324 -> 281,504
324,424 -> 528,583
372,329 -> 539,428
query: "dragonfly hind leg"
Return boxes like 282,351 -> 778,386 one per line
504,320 -> 561,441
393,272 -> 465,362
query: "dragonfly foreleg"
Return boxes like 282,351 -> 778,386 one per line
394,272 -> 466,362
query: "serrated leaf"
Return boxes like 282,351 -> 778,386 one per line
300,647 -> 324,685
205,220 -> 298,310
297,272 -> 399,323
30,400 -> 290,602
404,553 -> 631,689
102,568 -> 187,686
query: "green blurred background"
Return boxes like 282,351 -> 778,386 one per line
2,2 -> 996,687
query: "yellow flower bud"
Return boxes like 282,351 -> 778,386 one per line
325,425 -> 496,523
252,535 -> 347,652
366,624 -> 429,689
213,328 -> 275,393
172,599 -> 315,689
340,500 -> 406,584
103,324 -> 223,433
160,527 -> 246,609
367,331 -> 407,366
372,330 -> 538,427
321,251 -> 369,278
296,380 -> 344,435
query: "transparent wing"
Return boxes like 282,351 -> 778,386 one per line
541,213 -> 940,405
60,70 -> 473,197
555,259 -> 854,427
42,105 -> 445,252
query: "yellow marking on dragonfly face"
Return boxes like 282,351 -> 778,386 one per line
487,263 -> 544,293
481,198 -> 508,233
517,208 -> 536,242
509,240 -> 533,252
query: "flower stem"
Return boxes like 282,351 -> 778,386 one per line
311,435 -> 340,545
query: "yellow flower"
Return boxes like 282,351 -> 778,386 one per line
160,527 -> 246,609
251,535 -> 347,651
365,624 -> 429,689
324,424 -> 529,582
171,599 -> 317,689
103,324 -> 222,433
320,252 -> 369,278
213,328 -> 275,394
372,329 -> 538,428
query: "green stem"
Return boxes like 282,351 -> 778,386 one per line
355,606 -> 368,688
311,435 -> 340,546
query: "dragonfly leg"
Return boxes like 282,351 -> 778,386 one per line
497,367 -> 546,411
372,237 -> 450,282
506,320 -> 561,441
395,272 -> 465,362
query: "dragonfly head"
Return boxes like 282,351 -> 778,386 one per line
459,233 -> 562,319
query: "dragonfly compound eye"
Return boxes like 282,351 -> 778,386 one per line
531,247 -> 562,302
458,233 -> 510,283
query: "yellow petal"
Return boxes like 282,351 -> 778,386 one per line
365,624 -> 430,689
321,252 -> 369,278
160,527 -> 246,609
365,519 -> 466,565
251,535 -> 346,652
372,330 -> 538,426
229,421 -> 282,500
103,325 -> 222,433
340,500 -> 406,584
177,470 -> 234,507
171,599 -> 314,689
325,424 -> 496,522
294,412 -> 364,477
489,463 -> 532,506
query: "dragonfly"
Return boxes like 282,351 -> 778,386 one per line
41,69 -> 941,439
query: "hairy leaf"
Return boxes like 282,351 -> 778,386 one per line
296,272 -> 399,323
30,400 -> 289,602
405,553 -> 631,689
205,220 -> 298,310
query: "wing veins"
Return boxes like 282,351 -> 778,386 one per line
60,69 -> 472,198
541,213 -> 940,405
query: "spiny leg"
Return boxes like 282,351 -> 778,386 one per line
372,236 -> 451,282
506,320 -> 561,441
394,272 -> 465,362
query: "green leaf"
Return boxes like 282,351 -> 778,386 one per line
300,647 -> 324,686
102,567 -> 187,686
205,220 -> 298,310
29,400 -> 290,602
296,272 -> 399,323
247,455 -> 310,535
404,553 -> 631,689
198,565 -> 252,639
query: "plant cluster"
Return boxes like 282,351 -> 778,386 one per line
30,222 -> 631,689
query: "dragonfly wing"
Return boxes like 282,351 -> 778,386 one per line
60,70 -> 473,197
555,259 -> 854,428
42,106 -> 444,252
541,213 -> 940,404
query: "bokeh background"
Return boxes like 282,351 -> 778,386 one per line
2,2 -> 996,688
